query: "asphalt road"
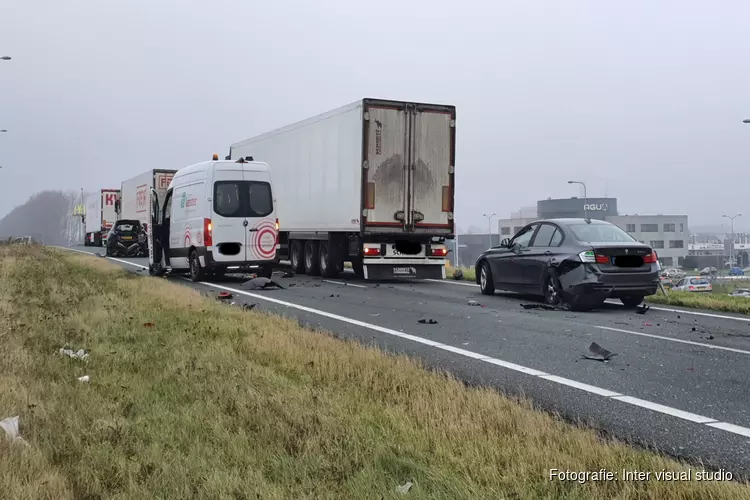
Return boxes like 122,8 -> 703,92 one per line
64,246 -> 750,478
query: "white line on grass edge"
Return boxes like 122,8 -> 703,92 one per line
426,278 -> 750,323
58,247 -> 750,439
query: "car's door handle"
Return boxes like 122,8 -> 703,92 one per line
248,228 -> 259,232
544,251 -> 552,256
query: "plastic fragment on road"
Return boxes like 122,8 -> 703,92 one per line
468,300 -> 481,306
635,303 -> 650,315
217,291 -> 233,300
417,318 -> 438,324
282,271 -> 294,278
244,277 -> 284,290
396,481 -> 414,494
521,303 -> 565,311
59,347 -> 89,360
582,342 -> 618,362
77,375 -> 90,383
452,268 -> 464,280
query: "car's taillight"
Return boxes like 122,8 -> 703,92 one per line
363,246 -> 380,256
643,251 -> 658,264
707,284 -> 713,290
204,218 -> 213,246
431,247 -> 448,257
689,285 -> 695,291
594,254 -> 609,264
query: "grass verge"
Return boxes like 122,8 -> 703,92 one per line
1,246 -> 749,499
446,263 -> 750,315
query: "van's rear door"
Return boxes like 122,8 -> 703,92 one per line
212,167 -> 248,263
242,171 -> 276,262
409,104 -> 455,233
362,102 -> 408,230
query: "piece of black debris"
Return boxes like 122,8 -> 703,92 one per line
582,342 -> 618,362
282,271 -> 294,278
244,277 -> 284,290
521,303 -> 560,311
418,319 -> 438,324
708,335 -> 715,340
96,252 -> 105,258
329,294 -> 339,298
240,303 -> 257,311
692,327 -> 697,331
677,315 -> 681,319
468,300 -> 481,306
635,303 -> 650,314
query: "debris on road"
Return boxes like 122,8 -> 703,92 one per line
521,303 -> 567,311
77,375 -> 90,383
369,313 -> 380,317
417,318 -> 438,324
643,322 -> 653,327
635,303 -> 650,315
244,277 -> 284,290
95,252 -> 105,258
396,481 -> 414,494
582,342 -> 618,362
329,294 -> 340,298
281,271 -> 294,278
217,291 -> 233,301
452,268 -> 464,280
468,300 -> 481,307
59,347 -> 89,360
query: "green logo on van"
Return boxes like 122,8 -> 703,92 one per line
180,192 -> 187,208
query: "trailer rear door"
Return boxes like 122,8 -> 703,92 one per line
409,105 -> 455,232
363,103 -> 408,229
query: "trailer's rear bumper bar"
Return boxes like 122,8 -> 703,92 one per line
362,258 -> 446,280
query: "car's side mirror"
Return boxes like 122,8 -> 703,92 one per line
500,238 -> 511,248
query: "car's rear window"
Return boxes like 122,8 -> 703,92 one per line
689,278 -> 710,285
567,223 -> 637,243
214,181 -> 273,218
115,223 -> 137,232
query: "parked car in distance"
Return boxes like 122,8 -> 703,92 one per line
106,219 -> 146,257
729,267 -> 745,276
673,276 -> 713,293
473,218 -> 660,311
728,289 -> 750,298
662,267 -> 686,280
660,276 -> 674,289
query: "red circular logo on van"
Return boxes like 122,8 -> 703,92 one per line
253,220 -> 277,259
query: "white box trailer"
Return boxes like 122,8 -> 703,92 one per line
84,188 -> 120,246
229,98 -> 456,280
116,169 -> 176,238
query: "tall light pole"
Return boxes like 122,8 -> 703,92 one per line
482,212 -> 496,248
567,180 -> 588,219
722,213 -> 741,267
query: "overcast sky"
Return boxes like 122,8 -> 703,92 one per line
2,0 -> 749,231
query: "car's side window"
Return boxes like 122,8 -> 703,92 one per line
512,224 -> 537,248
676,279 -> 685,287
531,224 -> 557,247
549,227 -> 564,246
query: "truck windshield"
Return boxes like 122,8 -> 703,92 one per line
214,181 -> 273,218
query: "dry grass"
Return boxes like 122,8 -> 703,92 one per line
1,246 -> 749,499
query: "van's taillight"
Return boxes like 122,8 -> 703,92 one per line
204,218 -> 213,246
643,251 -> 657,264
274,218 -> 280,245
363,247 -> 380,256
275,218 -> 279,231
431,247 -> 448,257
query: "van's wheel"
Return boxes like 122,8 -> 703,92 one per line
304,240 -> 321,276
319,241 -> 339,278
189,250 -> 205,282
479,261 -> 495,295
290,240 -> 305,274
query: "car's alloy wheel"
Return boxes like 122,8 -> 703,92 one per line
479,262 -> 495,295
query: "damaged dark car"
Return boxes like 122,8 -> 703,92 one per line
474,218 -> 660,311
105,219 -> 147,257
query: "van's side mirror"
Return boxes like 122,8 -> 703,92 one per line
500,238 -> 511,248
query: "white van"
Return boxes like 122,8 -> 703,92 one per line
147,155 -> 279,281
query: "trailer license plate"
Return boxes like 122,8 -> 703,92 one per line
393,266 -> 416,277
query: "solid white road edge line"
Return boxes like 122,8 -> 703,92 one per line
322,279 -> 367,289
425,278 -> 750,323
56,247 -> 750,439
596,325 -> 750,356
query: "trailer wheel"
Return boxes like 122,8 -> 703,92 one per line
290,240 -> 305,274
304,240 -> 321,276
319,241 -> 339,278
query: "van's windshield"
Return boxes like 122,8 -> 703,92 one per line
214,181 -> 273,218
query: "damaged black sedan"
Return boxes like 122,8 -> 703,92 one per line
474,218 -> 660,311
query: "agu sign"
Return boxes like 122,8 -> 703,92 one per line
583,203 -> 608,211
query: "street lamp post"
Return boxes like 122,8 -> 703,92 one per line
567,180 -> 588,219
482,212 -> 497,248
722,214 -> 742,268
